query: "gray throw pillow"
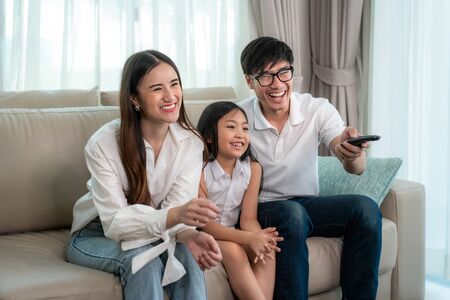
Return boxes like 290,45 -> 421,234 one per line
318,156 -> 402,206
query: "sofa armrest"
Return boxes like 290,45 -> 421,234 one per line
380,179 -> 425,300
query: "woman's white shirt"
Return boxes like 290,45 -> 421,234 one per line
202,158 -> 251,227
70,119 -> 203,285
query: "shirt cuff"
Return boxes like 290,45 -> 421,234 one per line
143,207 -> 168,237
169,224 -> 196,240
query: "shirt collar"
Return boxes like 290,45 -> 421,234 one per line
252,92 -> 304,130
143,123 -> 193,149
168,123 -> 192,147
210,158 -> 244,181
210,160 -> 227,180
289,92 -> 304,125
232,158 -> 245,178
253,99 -> 273,130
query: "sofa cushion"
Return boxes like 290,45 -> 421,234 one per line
203,218 -> 397,298
99,95 -> 235,127
318,156 -> 402,205
184,100 -> 237,127
183,86 -> 237,101
307,218 -> 397,295
0,219 -> 396,299
0,107 -> 119,234
99,91 -> 119,106
0,87 -> 99,108
0,230 -> 122,300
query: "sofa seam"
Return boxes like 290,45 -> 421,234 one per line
0,107 -> 119,115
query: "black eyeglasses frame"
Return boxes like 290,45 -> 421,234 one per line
251,66 -> 294,87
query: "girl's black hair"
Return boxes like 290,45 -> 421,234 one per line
197,101 -> 252,162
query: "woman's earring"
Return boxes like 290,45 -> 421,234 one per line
134,105 -> 140,112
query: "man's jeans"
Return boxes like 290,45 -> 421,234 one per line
258,194 -> 382,300
66,219 -> 206,300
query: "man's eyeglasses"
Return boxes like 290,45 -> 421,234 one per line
251,66 -> 294,87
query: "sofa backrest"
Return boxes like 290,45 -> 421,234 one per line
184,100 -> 237,126
0,102 -> 229,235
101,86 -> 237,106
0,88 -> 99,109
0,107 -> 119,234
100,87 -> 237,126
0,87 -> 237,234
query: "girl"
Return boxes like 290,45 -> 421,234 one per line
66,50 -> 222,300
197,101 -> 283,300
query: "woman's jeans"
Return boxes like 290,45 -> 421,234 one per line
258,194 -> 382,300
66,219 -> 206,300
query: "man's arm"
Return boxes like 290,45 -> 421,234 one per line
329,126 -> 368,175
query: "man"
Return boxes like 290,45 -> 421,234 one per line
238,36 -> 382,300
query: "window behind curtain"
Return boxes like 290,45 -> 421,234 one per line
0,0 -> 256,97
370,0 -> 450,282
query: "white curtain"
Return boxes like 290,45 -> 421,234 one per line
0,0 -> 256,98
370,0 -> 450,281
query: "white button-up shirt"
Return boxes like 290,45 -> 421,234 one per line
71,119 -> 203,286
203,158 -> 251,227
238,92 -> 345,201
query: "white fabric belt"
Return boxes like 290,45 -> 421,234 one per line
121,225 -> 187,286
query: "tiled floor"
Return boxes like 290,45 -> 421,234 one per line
425,280 -> 450,299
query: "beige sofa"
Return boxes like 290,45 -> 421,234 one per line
0,88 -> 425,300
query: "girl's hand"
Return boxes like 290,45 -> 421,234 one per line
249,227 -> 284,264
177,198 -> 220,227
185,231 -> 222,270
245,227 -> 277,263
266,227 -> 284,252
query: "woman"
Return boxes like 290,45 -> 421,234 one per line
66,50 -> 222,300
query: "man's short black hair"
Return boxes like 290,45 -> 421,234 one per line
240,36 -> 294,76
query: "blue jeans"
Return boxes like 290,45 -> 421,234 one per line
66,219 -> 206,300
258,195 -> 382,300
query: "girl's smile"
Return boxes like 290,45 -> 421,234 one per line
216,109 -> 249,161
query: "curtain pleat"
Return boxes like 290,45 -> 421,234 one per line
310,0 -> 363,131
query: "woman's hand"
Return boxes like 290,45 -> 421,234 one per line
184,231 -> 222,270
247,227 -> 283,264
167,198 -> 219,229
178,198 -> 220,227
